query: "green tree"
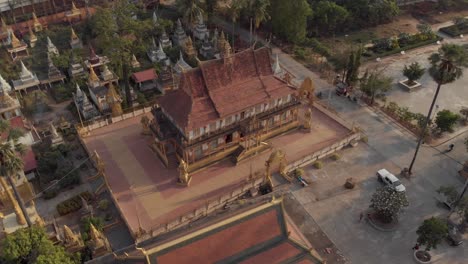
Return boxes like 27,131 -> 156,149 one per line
453,16 -> 467,26
176,0 -> 204,26
403,62 -> 425,85
437,185 -> 459,204
313,1 -> 349,36
359,69 -> 393,105
408,44 -> 468,174
91,0 -> 151,108
1,226 -> 76,264
270,0 -> 312,43
0,119 -> 30,226
416,217 -> 448,251
345,47 -> 362,86
369,186 -> 409,223
435,109 -> 460,132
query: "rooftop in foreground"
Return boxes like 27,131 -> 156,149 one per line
81,106 -> 350,237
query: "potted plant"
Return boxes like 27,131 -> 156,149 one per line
400,62 -> 425,91
414,217 -> 448,263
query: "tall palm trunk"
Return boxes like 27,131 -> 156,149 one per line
408,82 -> 442,174
7,175 -> 32,226
0,176 -> 26,225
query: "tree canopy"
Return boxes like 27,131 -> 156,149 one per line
1,226 -> 77,264
416,217 -> 448,251
428,44 -> 468,85
403,62 -> 425,84
312,1 -> 349,36
435,109 -> 460,132
359,69 -> 393,104
370,186 -> 409,223
270,0 -> 312,43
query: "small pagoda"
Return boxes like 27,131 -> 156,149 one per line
99,65 -> 118,85
70,27 -> 83,49
173,51 -> 192,75
87,224 -> 111,258
12,61 -> 39,93
148,41 -> 169,65
87,68 -> 109,112
7,30 -> 28,61
199,35 -> 215,59
157,65 -> 174,93
65,1 -> 82,22
74,84 -> 99,120
68,52 -> 86,79
153,11 -> 159,26
193,13 -> 209,41
184,36 -> 197,59
106,82 -> 123,117
47,37 -> 59,56
84,46 -> 110,70
131,54 -> 140,68
160,30 -> 172,49
172,19 -> 188,47
0,74 -> 21,119
31,12 -> 43,32
28,27 -> 37,48
61,225 -> 84,253
0,17 -> 9,41
46,55 -> 66,84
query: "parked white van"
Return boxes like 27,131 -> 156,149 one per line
376,169 -> 406,192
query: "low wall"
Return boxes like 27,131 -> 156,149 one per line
77,106 -> 152,137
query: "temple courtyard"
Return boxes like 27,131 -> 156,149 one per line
81,106 -> 351,236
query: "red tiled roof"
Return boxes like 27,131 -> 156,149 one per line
23,148 -> 37,172
240,241 -> 304,264
1,116 -> 26,140
156,209 -> 283,264
131,69 -> 157,83
157,47 -> 296,131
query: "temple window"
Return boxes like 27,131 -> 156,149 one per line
225,133 -> 233,143
202,143 -> 208,151
210,139 -> 218,149
240,111 -> 245,119
255,105 -> 261,113
287,94 -> 291,102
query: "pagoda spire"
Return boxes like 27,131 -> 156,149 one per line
28,26 -> 36,39
20,61 -> 32,77
32,12 -> 39,24
153,11 -> 158,25
71,1 -> 79,12
63,225 -> 81,245
88,67 -> 99,83
218,31 -> 227,52
273,54 -> 282,75
71,27 -> 78,41
9,30 -> 21,48
1,17 -> 7,30
106,83 -> 123,117
0,74 -> 11,92
89,224 -> 103,246
75,83 -> 83,98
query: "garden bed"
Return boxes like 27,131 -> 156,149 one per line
439,23 -> 468,37
56,191 -> 93,216
363,35 -> 442,61
399,79 -> 422,92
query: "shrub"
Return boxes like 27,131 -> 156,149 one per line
435,109 -> 460,132
81,216 -> 104,241
313,161 -> 323,169
98,199 -> 109,211
293,46 -> 309,60
294,168 -> 305,178
403,62 -> 425,85
56,191 -> 92,216
370,186 -> 409,223
416,217 -> 448,251
43,189 -> 58,200
361,136 -> 368,143
331,153 -> 341,161
386,102 -> 399,113
302,38 -> 331,58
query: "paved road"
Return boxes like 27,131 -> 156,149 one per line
217,18 -> 468,264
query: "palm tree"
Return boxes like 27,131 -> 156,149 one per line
225,2 -> 242,48
175,0 -> 204,27
0,119 -> 31,226
408,44 -> 468,175
248,0 -> 270,29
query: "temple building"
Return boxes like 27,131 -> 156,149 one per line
47,37 -> 59,56
61,225 -> 84,253
100,65 -> 118,85
172,19 -> 188,47
131,69 -> 158,93
160,30 -> 172,48
91,198 -> 324,264
106,82 -> 123,117
70,27 -> 83,49
7,30 -> 28,61
148,40 -> 169,65
87,67 -> 109,112
193,13 -> 209,41
73,84 -> 99,120
0,74 -> 21,119
12,61 -> 40,93
151,47 -> 300,172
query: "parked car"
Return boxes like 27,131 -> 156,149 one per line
376,169 -> 406,192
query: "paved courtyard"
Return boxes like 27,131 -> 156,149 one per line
81,108 -> 350,236
289,94 -> 467,264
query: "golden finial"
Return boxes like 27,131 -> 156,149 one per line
88,67 -> 99,83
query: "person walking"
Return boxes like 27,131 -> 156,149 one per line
412,243 -> 420,250
448,144 -> 455,152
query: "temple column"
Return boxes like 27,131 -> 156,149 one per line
0,176 -> 26,225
